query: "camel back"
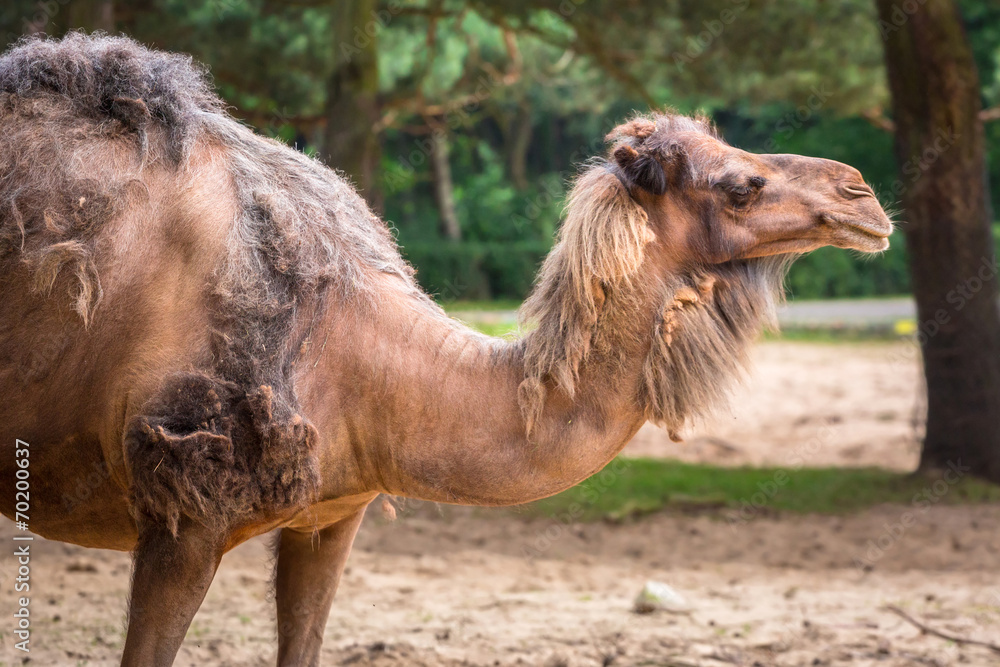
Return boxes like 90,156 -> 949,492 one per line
0,33 -> 419,531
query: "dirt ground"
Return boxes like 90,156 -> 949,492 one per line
627,340 -> 925,471
3,341 -> 998,667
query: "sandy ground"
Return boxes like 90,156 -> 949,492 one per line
3,341 -> 998,667
627,341 -> 925,471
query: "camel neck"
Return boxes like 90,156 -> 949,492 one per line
313,278 -> 649,506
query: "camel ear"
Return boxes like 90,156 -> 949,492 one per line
613,145 -> 667,195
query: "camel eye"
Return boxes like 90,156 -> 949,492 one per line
722,176 -> 766,205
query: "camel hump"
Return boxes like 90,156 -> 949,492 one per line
0,35 -> 229,324
0,32 -> 221,159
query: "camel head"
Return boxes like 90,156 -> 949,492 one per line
520,112 -> 893,437
606,114 -> 893,265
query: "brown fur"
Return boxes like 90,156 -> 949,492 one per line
519,162 -> 785,437
126,373 -> 320,534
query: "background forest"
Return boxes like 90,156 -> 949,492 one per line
4,0 -> 998,301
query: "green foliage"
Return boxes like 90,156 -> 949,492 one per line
785,242 -> 912,299
401,241 -> 550,300
525,458 -> 1000,521
3,1 -> 998,303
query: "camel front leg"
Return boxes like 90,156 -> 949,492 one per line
121,517 -> 226,666
274,506 -> 368,667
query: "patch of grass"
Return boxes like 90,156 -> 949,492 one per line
464,322 -> 906,342
468,321 -> 521,337
442,302 -> 523,337
523,459 -> 1000,522
442,299 -> 522,312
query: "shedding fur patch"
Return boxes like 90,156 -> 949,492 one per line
126,373 -> 320,534
0,32 -> 222,163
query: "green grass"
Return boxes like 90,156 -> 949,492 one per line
458,320 -> 907,342
442,301 -> 522,337
468,321 -> 521,337
459,322 -> 909,342
523,459 -> 1000,522
442,299 -> 522,312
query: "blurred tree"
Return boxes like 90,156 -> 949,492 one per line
323,0 -> 382,207
427,124 -> 462,240
876,0 -> 1000,482
64,0 -> 115,32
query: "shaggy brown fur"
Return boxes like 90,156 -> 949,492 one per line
0,33 -> 420,530
520,112 -> 876,438
126,373 -> 320,533
639,259 -> 789,434
520,167 -> 787,437
519,168 -> 655,434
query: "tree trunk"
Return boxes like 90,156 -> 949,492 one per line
429,129 -> 461,241
876,0 -> 1000,481
323,0 -> 381,210
506,101 -> 532,190
66,0 -> 115,33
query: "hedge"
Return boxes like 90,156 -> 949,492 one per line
401,234 -> 999,302
400,241 -> 551,301
785,243 -> 912,299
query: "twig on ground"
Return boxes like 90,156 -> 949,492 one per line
884,605 -> 1000,655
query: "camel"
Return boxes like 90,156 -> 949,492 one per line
0,34 -> 892,666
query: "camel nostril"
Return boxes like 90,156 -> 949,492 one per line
841,183 -> 875,199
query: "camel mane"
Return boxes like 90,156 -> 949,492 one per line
519,113 -> 789,436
